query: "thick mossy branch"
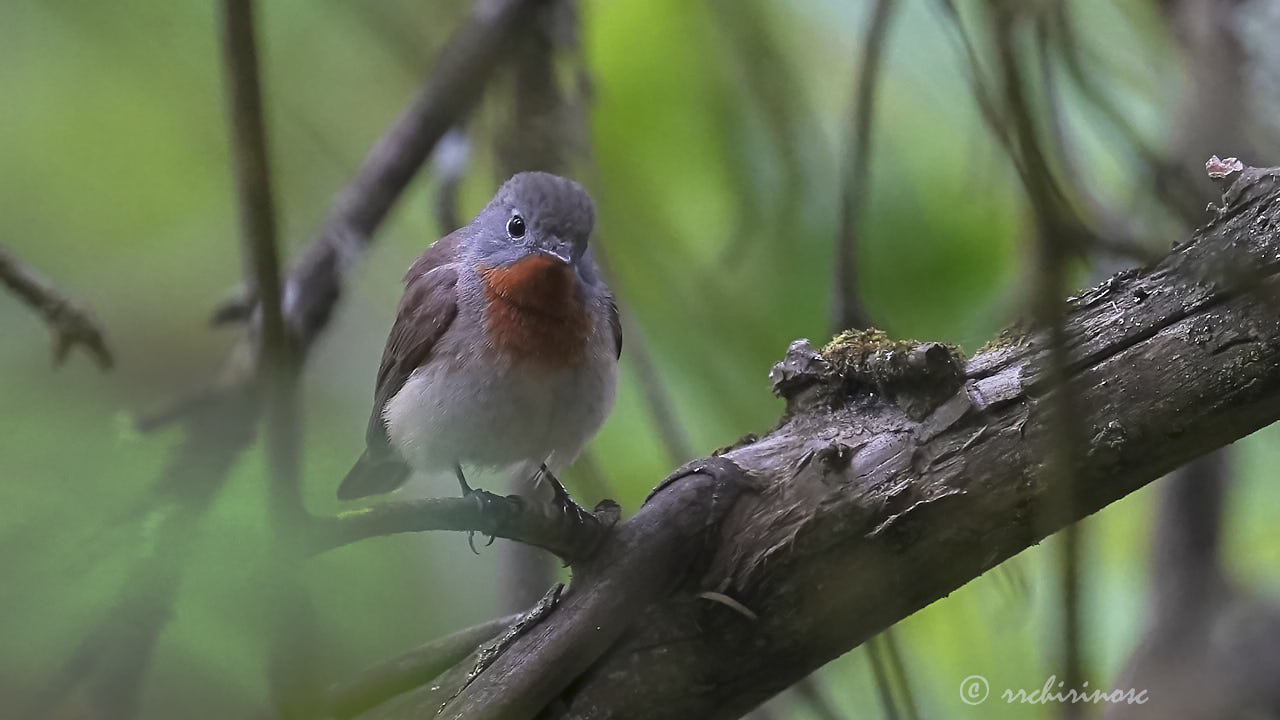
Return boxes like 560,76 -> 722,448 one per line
771,329 -> 966,420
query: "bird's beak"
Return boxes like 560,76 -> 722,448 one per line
538,239 -> 573,265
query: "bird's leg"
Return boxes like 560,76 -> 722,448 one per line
455,463 -> 474,495
531,463 -> 604,566
456,464 -> 496,553
535,462 -> 587,519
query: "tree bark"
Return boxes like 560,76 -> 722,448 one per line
361,166 -> 1280,719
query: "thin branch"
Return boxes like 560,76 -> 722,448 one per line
324,613 -> 521,719
494,0 -> 580,179
265,0 -> 549,344
832,0 -> 897,332
933,0 -> 1153,265
1110,452 -> 1280,718
218,0 -> 300,523
866,636 -> 901,720
1046,0 -> 1204,229
705,0 -> 817,257
218,2 -> 318,715
220,0 -> 286,363
877,631 -> 920,720
0,244 -> 112,369
984,3 -> 1086,708
792,677 -> 845,720
309,491 -> 620,562
1034,15 -> 1154,270
932,0 -> 1016,155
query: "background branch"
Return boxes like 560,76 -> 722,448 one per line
0,244 -> 112,370
217,0 -> 317,714
218,0 -> 299,524
831,0 -> 896,333
253,0 -> 548,346
824,1 -> 922,713
617,311 -> 696,465
324,613 -> 521,720
983,2 -> 1088,706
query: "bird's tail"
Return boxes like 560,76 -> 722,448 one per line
338,451 -> 412,500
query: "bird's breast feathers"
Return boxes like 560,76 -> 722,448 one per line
476,256 -> 593,369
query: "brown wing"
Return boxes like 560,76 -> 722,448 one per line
340,234 -> 465,500
340,235 -> 463,500
364,232 -> 464,454
340,258 -> 460,500
365,264 -> 460,454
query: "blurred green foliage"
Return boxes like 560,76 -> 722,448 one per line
2,1 -> 1280,718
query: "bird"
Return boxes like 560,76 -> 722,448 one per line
339,171 -> 620,511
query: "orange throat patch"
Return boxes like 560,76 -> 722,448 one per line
477,255 -> 591,370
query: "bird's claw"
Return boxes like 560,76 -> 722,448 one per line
464,485 -> 499,554
465,529 -> 496,555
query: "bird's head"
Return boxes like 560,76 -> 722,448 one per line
468,171 -> 596,273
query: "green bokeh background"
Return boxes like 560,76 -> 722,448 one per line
2,1 -> 1278,717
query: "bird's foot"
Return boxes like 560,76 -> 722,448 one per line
534,463 -> 576,509
532,463 -> 596,557
458,464 -> 498,553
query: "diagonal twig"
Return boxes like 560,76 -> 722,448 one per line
236,0 -> 550,344
323,612 -> 522,720
0,244 -> 112,370
150,0 -> 550,429
618,310 -> 696,465
982,3 -> 1087,708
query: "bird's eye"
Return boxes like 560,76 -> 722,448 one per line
507,214 -> 526,239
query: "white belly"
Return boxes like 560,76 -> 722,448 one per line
382,350 -> 616,480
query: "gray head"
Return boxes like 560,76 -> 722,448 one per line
467,172 -> 596,270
